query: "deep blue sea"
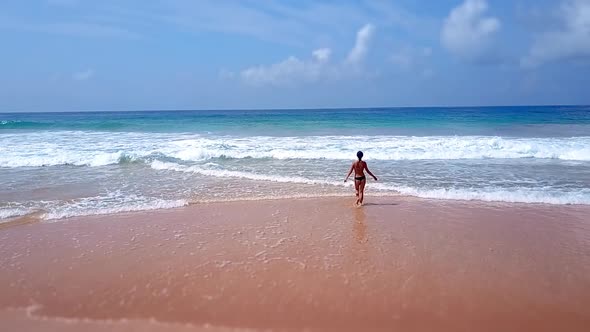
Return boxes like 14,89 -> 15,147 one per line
1,106 -> 590,221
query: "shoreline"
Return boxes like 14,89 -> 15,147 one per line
1,196 -> 590,331
3,192 -> 590,227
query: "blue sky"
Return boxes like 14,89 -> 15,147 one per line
1,0 -> 589,111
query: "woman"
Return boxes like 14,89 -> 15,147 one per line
344,151 -> 378,206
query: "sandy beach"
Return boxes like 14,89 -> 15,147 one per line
1,196 -> 590,331
3,0 -> 590,330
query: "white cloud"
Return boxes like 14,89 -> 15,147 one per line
521,0 -> 590,67
346,24 -> 375,64
239,25 -> 375,86
240,56 -> 323,86
73,69 -> 94,81
441,0 -> 500,60
312,48 -> 332,62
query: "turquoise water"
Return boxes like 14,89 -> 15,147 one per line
1,106 -> 590,221
2,106 -> 590,136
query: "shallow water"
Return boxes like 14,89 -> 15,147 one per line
2,106 -> 590,220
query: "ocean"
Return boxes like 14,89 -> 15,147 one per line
1,106 -> 590,221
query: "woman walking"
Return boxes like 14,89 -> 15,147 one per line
344,151 -> 378,206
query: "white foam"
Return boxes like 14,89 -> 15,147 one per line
392,186 -> 590,205
152,161 -> 590,205
0,193 -> 188,221
42,194 -> 187,220
2,131 -> 590,168
162,135 -> 590,161
0,207 -> 32,221
151,160 -> 348,187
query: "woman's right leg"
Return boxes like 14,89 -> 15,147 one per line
359,179 -> 366,205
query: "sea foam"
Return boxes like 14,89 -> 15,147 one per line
2,131 -> 590,168
0,207 -> 32,221
151,161 -> 590,205
0,193 -> 188,221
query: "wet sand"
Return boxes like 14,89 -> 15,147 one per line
1,197 -> 590,331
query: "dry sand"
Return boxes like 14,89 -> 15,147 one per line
1,197 -> 590,331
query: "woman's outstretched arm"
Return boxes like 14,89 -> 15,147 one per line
344,163 -> 354,182
365,163 -> 378,181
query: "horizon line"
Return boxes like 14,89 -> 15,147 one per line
0,104 -> 588,114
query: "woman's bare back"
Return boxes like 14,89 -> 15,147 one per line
353,160 -> 366,177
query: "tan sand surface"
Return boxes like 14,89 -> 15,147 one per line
1,197 -> 590,331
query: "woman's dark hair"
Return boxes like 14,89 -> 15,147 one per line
357,151 -> 363,160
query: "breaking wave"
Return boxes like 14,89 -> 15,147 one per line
2,131 -> 590,168
151,161 -> 590,205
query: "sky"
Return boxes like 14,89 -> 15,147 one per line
1,0 -> 589,111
